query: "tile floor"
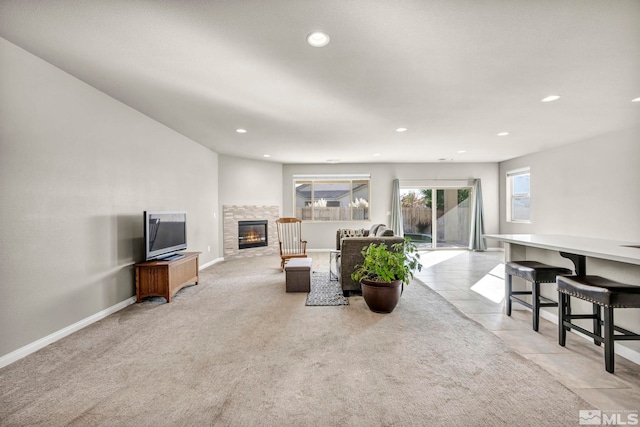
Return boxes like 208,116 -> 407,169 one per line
315,248 -> 640,412
412,249 -> 640,412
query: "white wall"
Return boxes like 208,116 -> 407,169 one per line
218,155 -> 283,207
283,162 -> 499,249
217,154 -> 283,255
0,38 -> 220,359
499,127 -> 640,240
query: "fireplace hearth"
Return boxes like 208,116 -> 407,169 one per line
238,220 -> 268,249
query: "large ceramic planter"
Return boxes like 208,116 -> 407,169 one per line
361,279 -> 402,313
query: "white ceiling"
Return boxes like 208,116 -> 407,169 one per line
1,0 -> 639,164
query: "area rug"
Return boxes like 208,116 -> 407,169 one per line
305,272 -> 349,306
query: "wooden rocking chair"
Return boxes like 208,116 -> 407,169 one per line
276,218 -> 308,270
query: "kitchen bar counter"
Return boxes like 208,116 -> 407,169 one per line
484,234 -> 640,275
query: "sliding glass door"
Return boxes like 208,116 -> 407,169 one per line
401,187 -> 472,249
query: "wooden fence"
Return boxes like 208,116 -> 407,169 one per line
402,207 -> 433,233
296,207 -> 369,221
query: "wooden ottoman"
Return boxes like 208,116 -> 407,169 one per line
285,258 -> 312,292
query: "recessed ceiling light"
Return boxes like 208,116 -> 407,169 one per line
497,132 -> 509,136
632,97 -> 640,103
373,153 -> 381,157
541,95 -> 561,102
236,128 -> 247,133
396,127 -> 408,132
263,154 -> 271,158
457,150 -> 466,154
307,32 -> 330,47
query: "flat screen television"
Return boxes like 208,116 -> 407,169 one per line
144,211 -> 187,261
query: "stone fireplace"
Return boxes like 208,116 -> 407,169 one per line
223,205 -> 279,259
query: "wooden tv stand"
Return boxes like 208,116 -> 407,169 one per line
135,252 -> 201,303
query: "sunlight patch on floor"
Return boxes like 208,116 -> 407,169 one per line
487,263 -> 505,280
470,263 -> 506,303
418,250 -> 467,270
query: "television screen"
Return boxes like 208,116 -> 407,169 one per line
144,211 -> 187,261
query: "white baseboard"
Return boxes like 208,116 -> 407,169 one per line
200,257 -> 224,270
0,296 -> 136,370
539,309 -> 640,366
1,257 -> 225,369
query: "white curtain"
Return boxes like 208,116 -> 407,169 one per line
391,179 -> 404,237
469,178 -> 486,251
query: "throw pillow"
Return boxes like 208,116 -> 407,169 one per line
340,228 -> 365,239
369,223 -> 384,235
376,226 -> 394,237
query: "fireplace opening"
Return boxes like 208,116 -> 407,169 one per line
238,220 -> 268,249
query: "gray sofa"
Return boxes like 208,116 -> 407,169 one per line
336,224 -> 403,296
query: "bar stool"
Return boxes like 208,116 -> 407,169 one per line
557,275 -> 640,373
505,261 -> 572,331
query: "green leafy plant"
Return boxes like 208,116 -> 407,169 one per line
351,237 -> 422,285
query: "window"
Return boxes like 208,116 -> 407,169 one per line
293,174 -> 370,221
507,168 -> 530,222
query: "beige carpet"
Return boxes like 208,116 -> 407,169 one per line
0,254 -> 589,426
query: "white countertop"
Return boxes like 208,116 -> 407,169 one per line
484,234 -> 640,266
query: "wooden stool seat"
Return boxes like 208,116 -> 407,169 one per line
557,275 -> 640,373
505,261 -> 572,331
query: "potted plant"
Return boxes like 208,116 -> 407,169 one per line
351,238 -> 422,313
